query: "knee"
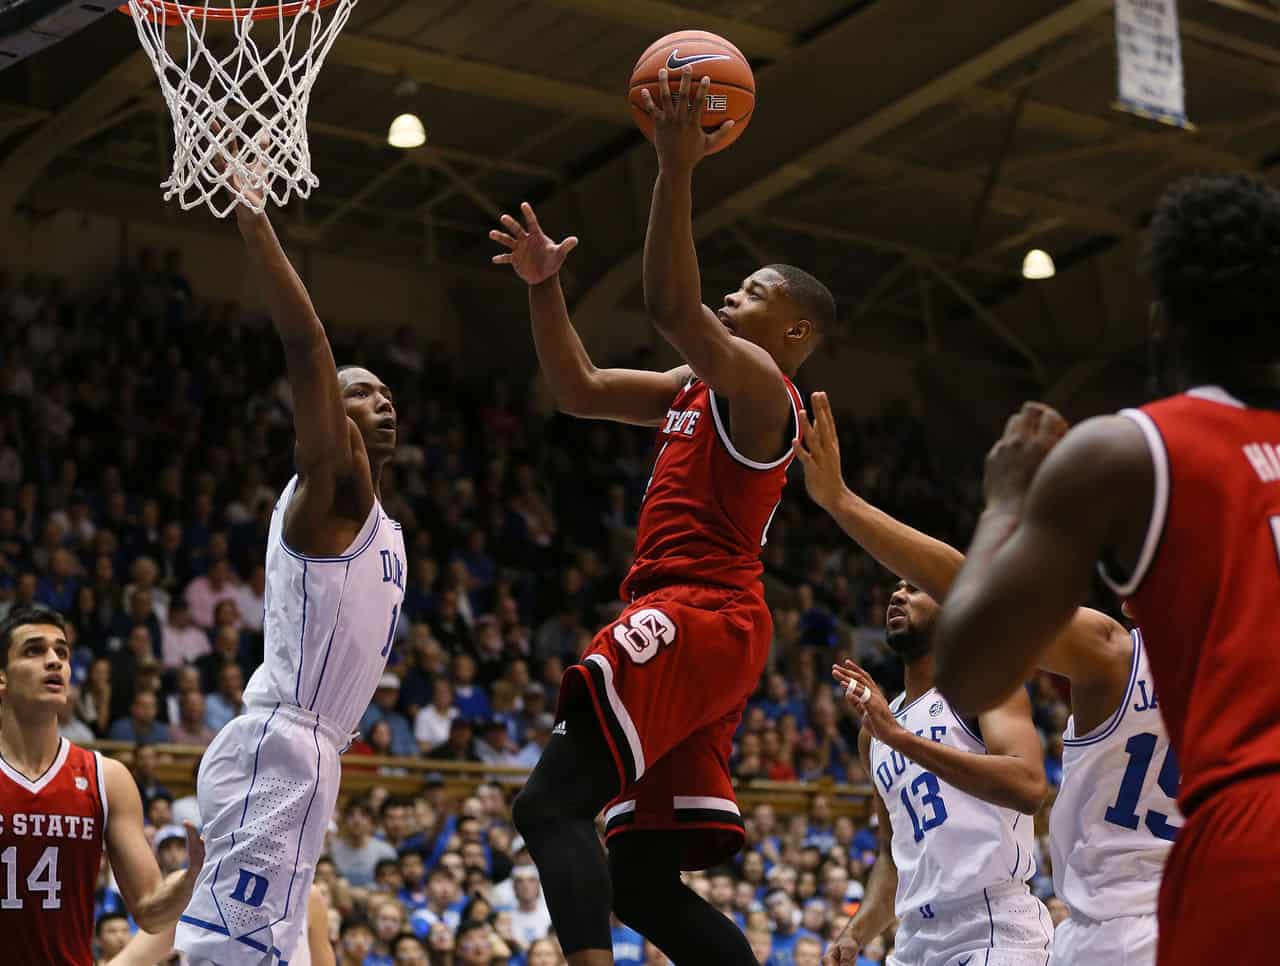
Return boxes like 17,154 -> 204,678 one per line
611,860 -> 666,930
511,781 -> 551,840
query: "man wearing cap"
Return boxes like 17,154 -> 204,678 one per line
509,865 -> 553,950
477,718 -> 522,767
359,673 -> 417,758
516,712 -> 555,769
155,824 -> 191,876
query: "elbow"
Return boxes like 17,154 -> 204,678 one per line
1013,774 -> 1049,816
132,904 -> 164,934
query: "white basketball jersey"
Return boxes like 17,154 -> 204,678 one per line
870,689 -> 1035,919
243,475 -> 406,741
1050,630 -> 1180,920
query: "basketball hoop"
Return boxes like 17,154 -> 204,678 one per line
123,0 -> 358,218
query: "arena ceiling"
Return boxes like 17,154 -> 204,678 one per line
0,0 -> 1278,397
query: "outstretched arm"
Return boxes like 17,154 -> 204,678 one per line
102,758 -> 205,933
836,663 -> 1047,814
236,204 -> 353,481
491,203 -> 689,427
797,392 -> 1131,691
826,729 -> 896,965
935,405 -> 1152,713
638,69 -> 791,456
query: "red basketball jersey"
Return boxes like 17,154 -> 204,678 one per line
623,374 -> 801,597
0,739 -> 108,966
1101,387 -> 1280,813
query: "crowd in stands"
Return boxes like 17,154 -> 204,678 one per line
0,257 -> 1074,964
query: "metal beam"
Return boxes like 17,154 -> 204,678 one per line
924,262 -> 1045,380
0,50 -> 154,214
307,120 -> 559,180
307,157 -> 413,241
844,153 -> 1131,236
330,34 -> 625,124
536,0 -> 792,58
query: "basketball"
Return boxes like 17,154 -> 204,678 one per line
628,30 -> 755,155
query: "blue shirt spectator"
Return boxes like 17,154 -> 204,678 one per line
359,675 -> 418,758
107,692 -> 170,744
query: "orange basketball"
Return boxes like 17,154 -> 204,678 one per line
628,30 -> 755,155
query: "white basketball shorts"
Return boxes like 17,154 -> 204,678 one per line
174,702 -> 344,966
1052,911 -> 1156,966
890,881 -> 1054,966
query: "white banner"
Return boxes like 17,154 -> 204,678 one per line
1114,0 -> 1192,128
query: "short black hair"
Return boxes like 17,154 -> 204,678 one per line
0,606 -> 67,669
1146,173 -> 1280,360
375,857 -> 399,876
95,911 -> 129,935
455,920 -> 488,942
765,264 -> 837,333
381,794 -> 414,818
392,933 -> 426,956
339,913 -> 374,937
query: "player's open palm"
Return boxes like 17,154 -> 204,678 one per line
639,66 -> 736,169
490,202 -> 578,286
794,391 -> 848,513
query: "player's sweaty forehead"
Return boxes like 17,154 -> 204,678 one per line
338,368 -> 392,399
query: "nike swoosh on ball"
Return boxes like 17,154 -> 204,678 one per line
665,49 -> 732,70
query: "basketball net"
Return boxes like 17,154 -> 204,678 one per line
124,0 -> 358,218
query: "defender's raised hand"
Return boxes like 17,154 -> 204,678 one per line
794,391 -> 850,513
490,202 -> 579,286
638,66 -> 737,170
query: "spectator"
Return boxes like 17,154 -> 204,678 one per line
368,898 -> 406,966
108,690 -> 170,743
391,932 -> 429,966
360,674 -> 418,758
154,824 -> 189,875
169,690 -> 215,747
475,719 -> 521,767
204,662 -> 245,732
130,742 -> 170,803
236,562 -> 266,633
515,712 -> 553,769
337,914 -> 375,966
764,888 -> 815,966
430,717 -> 480,763
196,625 -> 249,694
161,598 -> 209,668
793,935 -> 824,966
330,799 -> 397,888
95,913 -> 132,964
414,678 -> 458,752
455,920 -> 510,966
184,558 -> 240,630
527,936 -> 565,966
451,653 -> 490,720
58,684 -> 96,744
508,866 -> 552,949
409,868 -> 464,937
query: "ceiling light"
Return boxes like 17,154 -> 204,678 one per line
387,113 -> 426,150
1022,249 -> 1056,280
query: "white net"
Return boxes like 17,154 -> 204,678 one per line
126,0 -> 358,218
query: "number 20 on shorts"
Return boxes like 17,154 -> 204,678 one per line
613,608 -> 677,664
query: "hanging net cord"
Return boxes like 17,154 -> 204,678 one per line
126,0 -> 357,218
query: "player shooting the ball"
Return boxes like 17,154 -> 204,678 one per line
490,62 -> 834,966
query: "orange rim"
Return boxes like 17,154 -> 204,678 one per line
121,0 -> 339,24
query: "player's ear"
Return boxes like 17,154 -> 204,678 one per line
785,318 -> 813,342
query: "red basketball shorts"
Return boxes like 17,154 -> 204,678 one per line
557,583 -> 772,870
1156,772 -> 1280,966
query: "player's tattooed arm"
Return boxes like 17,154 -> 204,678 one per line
936,407 -> 1152,713
639,67 -> 790,456
828,729 -> 896,963
101,757 -> 205,933
490,202 -> 690,427
798,392 -> 1133,721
